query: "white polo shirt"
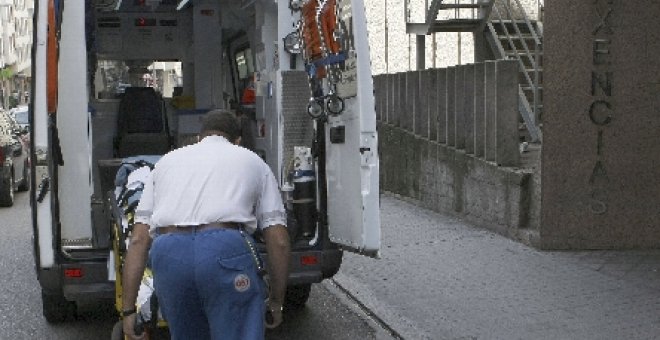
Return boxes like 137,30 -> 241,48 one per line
134,135 -> 286,234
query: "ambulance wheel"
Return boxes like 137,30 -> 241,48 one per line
111,320 -> 124,340
284,283 -> 311,311
41,291 -> 76,323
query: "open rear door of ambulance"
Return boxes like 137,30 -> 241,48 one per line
324,0 -> 380,258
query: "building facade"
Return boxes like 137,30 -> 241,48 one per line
364,0 -> 544,75
0,0 -> 33,109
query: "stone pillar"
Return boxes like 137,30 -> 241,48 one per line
454,66 -> 465,149
484,61 -> 497,162
402,72 -> 413,131
495,60 -> 520,166
418,69 -> 430,138
392,72 -> 402,127
409,70 -> 420,134
427,69 -> 438,141
463,64 -> 476,155
374,75 -> 383,121
474,63 -> 486,158
436,68 -> 447,144
446,67 -> 456,147
541,0 -> 660,249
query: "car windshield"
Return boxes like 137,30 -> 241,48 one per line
14,110 -> 29,125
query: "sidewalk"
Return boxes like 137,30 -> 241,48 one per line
331,194 -> 660,340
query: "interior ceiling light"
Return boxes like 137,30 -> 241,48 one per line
176,0 -> 191,10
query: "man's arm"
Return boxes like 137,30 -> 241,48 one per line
121,223 -> 152,339
262,224 -> 290,328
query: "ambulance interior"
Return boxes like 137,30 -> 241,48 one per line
83,0 -> 318,255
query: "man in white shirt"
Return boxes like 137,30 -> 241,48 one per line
121,109 -> 291,339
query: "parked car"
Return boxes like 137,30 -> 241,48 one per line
0,110 -> 30,207
10,105 -> 30,131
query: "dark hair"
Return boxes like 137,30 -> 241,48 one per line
200,109 -> 241,141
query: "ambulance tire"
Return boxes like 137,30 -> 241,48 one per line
41,291 -> 76,323
284,283 -> 311,311
111,320 -> 124,340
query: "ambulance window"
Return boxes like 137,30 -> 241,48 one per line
235,47 -> 253,80
95,59 -> 182,99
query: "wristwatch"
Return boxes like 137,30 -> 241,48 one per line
269,304 -> 284,313
121,308 -> 137,317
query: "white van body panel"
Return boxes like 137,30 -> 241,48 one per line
323,0 -> 381,256
57,0 -> 93,242
34,0 -> 54,268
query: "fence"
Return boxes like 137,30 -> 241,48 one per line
373,58 -> 520,166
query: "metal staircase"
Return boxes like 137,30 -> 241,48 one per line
405,0 -> 543,142
405,0 -> 495,34
485,0 -> 543,142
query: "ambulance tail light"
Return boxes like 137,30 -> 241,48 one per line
300,255 -> 318,266
64,268 -> 83,278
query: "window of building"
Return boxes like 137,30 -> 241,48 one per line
235,47 -> 253,80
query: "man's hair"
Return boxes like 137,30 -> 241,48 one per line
200,109 -> 241,141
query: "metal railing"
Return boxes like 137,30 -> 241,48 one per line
372,59 -> 523,167
486,0 -> 542,142
404,0 -> 493,26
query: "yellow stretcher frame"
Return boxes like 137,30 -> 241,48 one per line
111,213 -> 169,339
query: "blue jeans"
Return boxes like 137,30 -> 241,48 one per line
149,228 -> 266,340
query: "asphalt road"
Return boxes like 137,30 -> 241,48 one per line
0,190 -> 388,340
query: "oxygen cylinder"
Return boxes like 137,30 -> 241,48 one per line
292,146 -> 316,238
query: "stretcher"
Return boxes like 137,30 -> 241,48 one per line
107,156 -> 170,340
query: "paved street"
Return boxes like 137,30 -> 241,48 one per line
5,189 -> 660,339
0,191 -> 389,340
335,193 -> 660,339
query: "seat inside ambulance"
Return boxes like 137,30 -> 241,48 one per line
114,87 -> 172,157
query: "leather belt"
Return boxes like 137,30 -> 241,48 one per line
158,223 -> 240,235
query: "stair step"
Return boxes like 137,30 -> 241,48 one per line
491,19 -> 536,25
437,3 -> 490,10
498,34 -> 540,40
522,85 -> 543,91
506,51 -> 543,57
490,20 -> 540,35
430,19 -> 483,32
408,19 -> 484,34
523,68 -> 543,73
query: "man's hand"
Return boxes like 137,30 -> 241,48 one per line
262,224 -> 290,329
265,300 -> 284,329
122,313 -> 145,340
121,223 -> 151,339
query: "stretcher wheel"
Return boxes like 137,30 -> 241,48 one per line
111,320 -> 124,340
284,283 -> 312,311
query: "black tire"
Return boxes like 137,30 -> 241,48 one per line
111,320 -> 124,340
284,284 -> 312,311
41,291 -> 76,323
17,160 -> 29,192
0,170 -> 14,207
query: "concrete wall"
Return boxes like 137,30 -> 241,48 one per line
374,62 -> 540,245
378,123 -> 538,244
